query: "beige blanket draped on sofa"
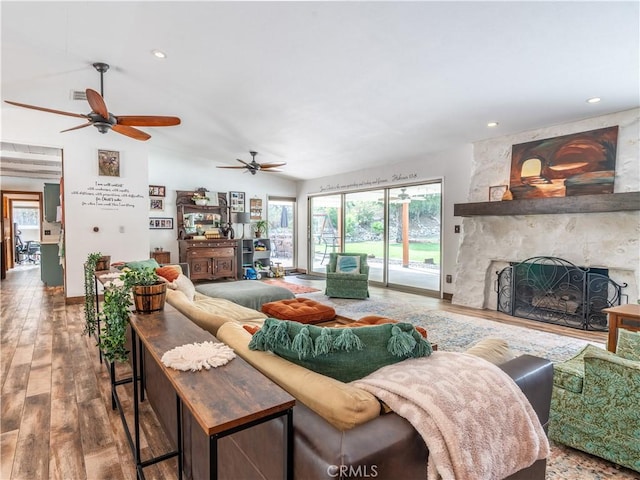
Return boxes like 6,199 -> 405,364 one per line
352,352 -> 549,480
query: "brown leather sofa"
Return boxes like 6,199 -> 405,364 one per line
144,349 -> 552,479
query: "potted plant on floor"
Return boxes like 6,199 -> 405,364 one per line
123,267 -> 167,314
254,219 -> 268,238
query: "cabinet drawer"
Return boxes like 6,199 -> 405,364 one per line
187,249 -> 216,258
210,247 -> 235,257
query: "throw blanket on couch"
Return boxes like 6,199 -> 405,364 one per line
352,352 -> 549,480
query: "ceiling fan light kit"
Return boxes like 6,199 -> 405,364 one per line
5,62 -> 181,141
216,151 -> 286,175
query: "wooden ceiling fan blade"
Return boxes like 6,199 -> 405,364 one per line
262,168 -> 283,173
4,100 -> 88,119
259,162 -> 287,168
85,88 -> 109,118
112,124 -> 151,141
236,159 -> 252,167
60,122 -> 92,133
116,116 -> 181,127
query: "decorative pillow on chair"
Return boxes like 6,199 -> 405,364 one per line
248,317 -> 432,382
616,329 -> 640,361
335,255 -> 360,274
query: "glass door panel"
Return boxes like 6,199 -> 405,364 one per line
267,198 -> 295,269
309,195 -> 341,274
386,183 -> 441,293
343,190 -> 385,283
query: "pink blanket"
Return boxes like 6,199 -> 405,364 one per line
352,352 -> 549,480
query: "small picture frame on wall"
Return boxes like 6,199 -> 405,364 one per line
149,217 -> 173,229
250,197 -> 263,220
98,149 -> 120,177
149,185 -> 166,197
489,185 -> 508,202
229,191 -> 245,213
150,198 -> 164,211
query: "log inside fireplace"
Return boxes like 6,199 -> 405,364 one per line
496,256 -> 627,331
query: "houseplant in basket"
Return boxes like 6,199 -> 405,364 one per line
254,219 -> 268,238
123,267 -> 167,314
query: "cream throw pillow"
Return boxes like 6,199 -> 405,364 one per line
166,273 -> 196,301
465,338 -> 517,365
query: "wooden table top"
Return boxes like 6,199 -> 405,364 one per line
603,304 -> 640,316
129,304 -> 295,436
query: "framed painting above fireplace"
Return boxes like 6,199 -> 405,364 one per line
509,126 -> 618,199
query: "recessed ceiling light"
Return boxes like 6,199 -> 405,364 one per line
586,97 -> 601,104
487,122 -> 499,128
151,49 -> 167,59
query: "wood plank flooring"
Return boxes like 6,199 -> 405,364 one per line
0,265 -> 609,479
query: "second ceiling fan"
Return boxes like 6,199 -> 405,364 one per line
217,151 -> 286,175
5,62 -> 181,141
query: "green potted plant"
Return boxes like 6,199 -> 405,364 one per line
122,267 -> 167,314
254,219 -> 268,238
99,283 -> 132,363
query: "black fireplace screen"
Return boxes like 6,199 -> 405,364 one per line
496,256 -> 627,331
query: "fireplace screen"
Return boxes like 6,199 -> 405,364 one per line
497,256 -> 627,331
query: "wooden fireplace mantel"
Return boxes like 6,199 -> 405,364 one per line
454,192 -> 640,217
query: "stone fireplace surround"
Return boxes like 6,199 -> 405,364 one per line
452,108 -> 639,311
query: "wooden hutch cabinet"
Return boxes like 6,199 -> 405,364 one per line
176,190 -> 238,281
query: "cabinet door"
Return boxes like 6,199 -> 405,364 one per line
190,257 -> 212,279
44,183 -> 60,222
214,257 -> 235,279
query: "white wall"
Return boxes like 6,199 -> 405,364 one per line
296,145 -> 473,295
453,108 -> 640,309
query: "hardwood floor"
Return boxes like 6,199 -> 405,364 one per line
1,266 -> 607,479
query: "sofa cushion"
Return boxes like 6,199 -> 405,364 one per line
349,315 -> 428,339
165,274 -> 196,301
217,322 -> 381,431
553,344 -> 603,393
248,317 -> 432,382
335,255 -> 360,274
261,297 -> 336,324
156,265 -> 182,282
616,329 -> 640,361
464,338 -> 517,365
125,258 -> 160,271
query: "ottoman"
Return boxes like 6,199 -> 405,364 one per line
195,280 -> 294,311
261,297 -> 336,324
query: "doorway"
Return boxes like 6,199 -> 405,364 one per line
267,197 -> 296,270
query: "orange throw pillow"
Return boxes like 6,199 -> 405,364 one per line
352,315 -> 428,339
243,325 -> 260,335
156,265 -> 181,282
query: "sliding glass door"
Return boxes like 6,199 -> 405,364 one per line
267,197 -> 295,269
309,195 -> 341,274
308,181 -> 442,295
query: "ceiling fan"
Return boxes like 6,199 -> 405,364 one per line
4,62 -> 181,141
216,151 -> 286,175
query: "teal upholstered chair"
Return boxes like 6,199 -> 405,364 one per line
325,253 -> 370,299
549,334 -> 640,473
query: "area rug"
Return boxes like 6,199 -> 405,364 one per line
261,279 -> 321,295
299,292 -> 601,363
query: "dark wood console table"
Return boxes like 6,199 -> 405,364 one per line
129,304 -> 295,479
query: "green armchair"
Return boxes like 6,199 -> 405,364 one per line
549,343 -> 640,472
325,253 -> 370,299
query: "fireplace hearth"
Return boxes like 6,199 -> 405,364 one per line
496,256 -> 627,331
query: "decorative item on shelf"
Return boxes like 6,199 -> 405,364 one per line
122,268 -> 167,314
502,186 -> 513,201
254,219 -> 268,238
192,193 -> 209,206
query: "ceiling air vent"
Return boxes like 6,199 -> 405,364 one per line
70,90 -> 86,101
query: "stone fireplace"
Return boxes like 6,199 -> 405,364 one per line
451,108 -> 640,313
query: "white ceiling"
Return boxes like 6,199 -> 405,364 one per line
2,1 -> 638,181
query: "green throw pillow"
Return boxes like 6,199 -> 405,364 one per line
248,318 -> 432,382
125,258 -> 161,271
616,329 -> 640,362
